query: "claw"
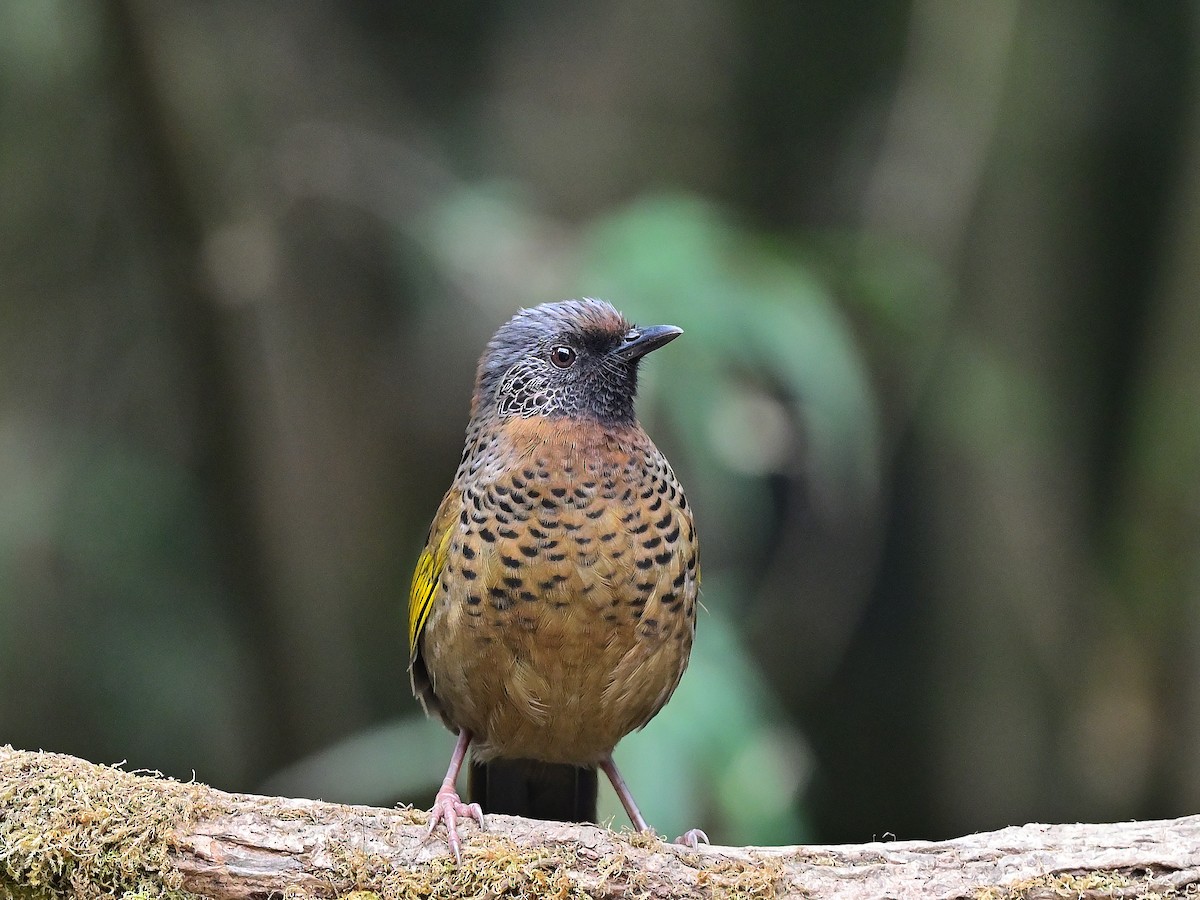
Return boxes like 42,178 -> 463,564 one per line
426,787 -> 485,862
675,828 -> 709,847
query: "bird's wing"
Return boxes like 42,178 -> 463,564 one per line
407,487 -> 462,660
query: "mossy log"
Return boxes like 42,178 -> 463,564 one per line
2,747 -> 1199,900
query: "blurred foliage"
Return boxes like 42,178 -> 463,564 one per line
3,0 -> 1200,850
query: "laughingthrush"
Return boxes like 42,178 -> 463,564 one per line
407,299 -> 701,859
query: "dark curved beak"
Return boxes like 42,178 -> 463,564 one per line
613,324 -> 683,361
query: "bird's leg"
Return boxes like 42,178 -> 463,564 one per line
598,756 -> 650,831
599,756 -> 709,848
426,729 -> 485,862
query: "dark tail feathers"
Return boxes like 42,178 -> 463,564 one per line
469,758 -> 598,824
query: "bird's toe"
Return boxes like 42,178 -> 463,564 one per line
426,788 -> 486,862
674,828 -> 709,847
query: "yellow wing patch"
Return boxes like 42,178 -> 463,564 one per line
407,500 -> 457,658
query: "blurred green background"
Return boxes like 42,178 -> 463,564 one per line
3,0 -> 1199,848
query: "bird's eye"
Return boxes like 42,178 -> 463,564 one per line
550,345 -> 576,368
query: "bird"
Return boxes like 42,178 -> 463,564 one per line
406,298 -> 703,860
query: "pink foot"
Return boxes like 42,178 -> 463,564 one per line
675,828 -> 709,847
426,788 -> 485,862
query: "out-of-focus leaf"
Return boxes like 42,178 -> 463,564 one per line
578,194 -> 881,519
260,716 -> 452,805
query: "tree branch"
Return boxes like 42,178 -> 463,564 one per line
2,747 -> 1198,899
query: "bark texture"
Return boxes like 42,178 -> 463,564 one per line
2,747 -> 1198,899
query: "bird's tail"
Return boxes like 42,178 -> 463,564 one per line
468,758 -> 598,824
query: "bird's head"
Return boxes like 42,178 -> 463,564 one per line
472,299 -> 682,426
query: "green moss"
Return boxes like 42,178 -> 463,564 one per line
328,833 -> 599,900
0,747 -> 786,899
977,870 -> 1138,900
0,747 -> 209,900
